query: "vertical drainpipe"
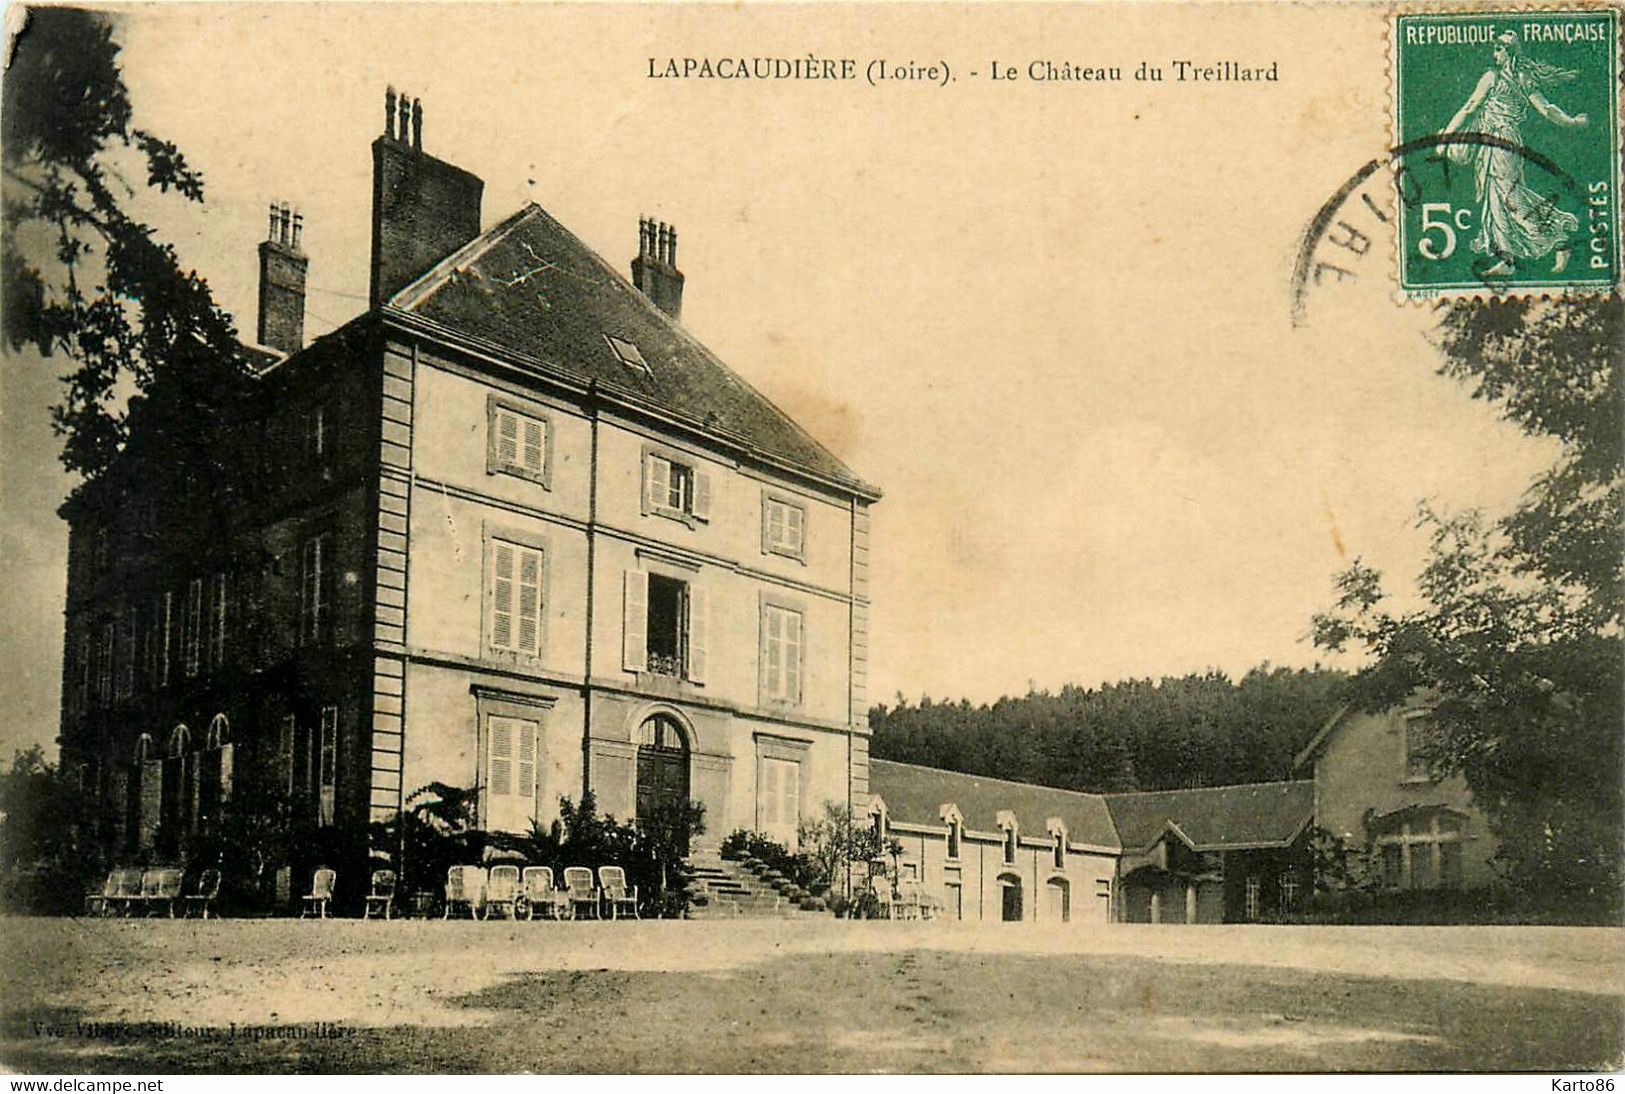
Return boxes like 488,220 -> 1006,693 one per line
581,381 -> 599,799
845,497 -> 856,902
394,337 -> 419,873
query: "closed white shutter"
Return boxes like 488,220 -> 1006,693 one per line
691,470 -> 712,521
491,542 -> 515,650
488,718 -> 514,798
763,606 -> 783,698
783,762 -> 800,849
767,501 -> 785,548
646,455 -> 669,513
760,759 -> 780,834
517,547 -> 541,656
522,418 -> 545,475
686,585 -> 708,684
784,610 -> 803,703
496,409 -> 519,466
623,570 -> 648,672
219,742 -> 234,801
516,720 -> 537,823
786,505 -> 804,553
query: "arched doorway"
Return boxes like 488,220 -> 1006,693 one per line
635,713 -> 691,834
1045,877 -> 1071,923
998,872 -> 1024,922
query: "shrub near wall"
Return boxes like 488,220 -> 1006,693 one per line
1291,886 -> 1623,927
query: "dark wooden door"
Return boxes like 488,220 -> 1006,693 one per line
1001,881 -> 1023,922
636,745 -> 690,824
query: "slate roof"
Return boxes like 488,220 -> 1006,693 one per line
386,203 -> 877,497
1103,780 -> 1314,852
868,759 -> 1121,851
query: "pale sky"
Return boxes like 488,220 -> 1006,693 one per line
0,3 -> 1554,761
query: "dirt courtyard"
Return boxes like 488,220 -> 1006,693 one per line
1,917 -> 1620,1072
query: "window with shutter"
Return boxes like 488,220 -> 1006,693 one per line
761,604 -> 804,704
279,714 -> 296,795
318,705 -> 338,826
210,572 -> 228,669
97,622 -> 114,702
762,495 -> 807,559
485,716 -> 538,833
643,448 -> 709,524
758,757 -> 801,848
117,606 -> 137,699
300,535 -> 329,645
488,540 -> 544,658
487,397 -> 552,486
184,578 -> 202,676
158,592 -> 173,687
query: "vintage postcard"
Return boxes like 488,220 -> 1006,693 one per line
0,0 -> 1620,1079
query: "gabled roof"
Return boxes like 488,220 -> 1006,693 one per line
384,203 -> 877,498
1103,780 -> 1314,853
868,759 -> 1121,851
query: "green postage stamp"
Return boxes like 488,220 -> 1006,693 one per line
1393,9 -> 1620,297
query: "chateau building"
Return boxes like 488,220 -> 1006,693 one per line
58,92 -> 880,881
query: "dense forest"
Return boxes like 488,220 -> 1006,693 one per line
868,665 -> 1347,793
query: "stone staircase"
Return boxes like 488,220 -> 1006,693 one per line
684,849 -> 827,919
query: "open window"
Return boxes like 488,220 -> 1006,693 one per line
623,569 -> 707,683
642,448 -> 711,525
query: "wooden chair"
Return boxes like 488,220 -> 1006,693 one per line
183,869 -> 221,919
84,870 -> 120,917
520,866 -> 567,920
562,866 -> 598,920
300,868 -> 336,919
363,870 -> 396,920
443,865 -> 486,919
483,865 -> 521,920
597,865 -> 639,920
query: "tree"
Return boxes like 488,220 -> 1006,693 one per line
2,7 -> 249,483
1312,296 -> 1623,902
0,747 -> 85,912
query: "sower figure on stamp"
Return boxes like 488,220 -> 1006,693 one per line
1439,30 -> 1590,276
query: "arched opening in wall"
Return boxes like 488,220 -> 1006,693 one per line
635,713 -> 691,846
199,714 -> 233,834
997,872 -> 1024,922
1045,876 -> 1071,923
160,724 -> 192,853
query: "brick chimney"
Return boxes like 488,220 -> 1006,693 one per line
369,87 -> 485,309
257,201 -> 307,353
631,218 -> 684,321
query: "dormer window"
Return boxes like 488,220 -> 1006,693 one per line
997,810 -> 1018,865
941,803 -> 964,861
605,333 -> 651,377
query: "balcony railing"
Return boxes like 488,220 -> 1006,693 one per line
647,652 -> 683,677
